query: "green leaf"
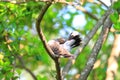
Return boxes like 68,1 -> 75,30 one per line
5,72 -> 14,80
110,11 -> 119,24
113,1 -> 120,9
113,22 -> 120,30
37,75 -> 48,80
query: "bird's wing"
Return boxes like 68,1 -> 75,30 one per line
48,40 -> 74,59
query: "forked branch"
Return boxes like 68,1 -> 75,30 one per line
35,2 -> 62,80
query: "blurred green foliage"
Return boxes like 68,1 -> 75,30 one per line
0,0 -> 120,80
110,1 -> 120,30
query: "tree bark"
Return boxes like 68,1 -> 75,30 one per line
106,34 -> 120,80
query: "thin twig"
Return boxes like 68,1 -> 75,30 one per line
62,8 -> 113,78
58,1 -> 98,20
1,0 -> 98,20
4,32 -> 37,80
15,55 -> 37,80
73,5 -> 98,20
35,2 -> 62,80
79,16 -> 112,80
98,0 -> 109,8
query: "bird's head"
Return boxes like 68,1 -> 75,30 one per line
55,38 -> 66,44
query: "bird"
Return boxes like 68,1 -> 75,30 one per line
48,31 -> 82,59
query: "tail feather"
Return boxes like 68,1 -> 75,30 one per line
68,31 -> 82,48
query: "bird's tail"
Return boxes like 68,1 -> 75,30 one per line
68,31 -> 82,48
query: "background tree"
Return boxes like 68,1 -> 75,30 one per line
0,0 -> 120,80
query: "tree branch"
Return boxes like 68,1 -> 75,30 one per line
15,55 -> 37,80
106,34 -> 120,80
58,1 -> 98,20
62,8 -> 113,78
36,2 -> 55,59
4,32 -> 37,80
98,0 -> 109,8
73,5 -> 98,21
55,58 -> 62,80
35,2 -> 62,80
79,16 -> 112,80
1,0 -> 98,20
